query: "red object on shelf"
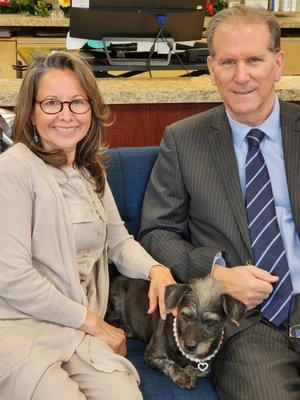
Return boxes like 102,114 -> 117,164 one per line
0,0 -> 10,7
206,1 -> 215,16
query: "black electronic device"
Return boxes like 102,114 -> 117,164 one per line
69,0 -> 205,42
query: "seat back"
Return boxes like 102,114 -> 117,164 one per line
0,108 -> 14,154
106,146 -> 159,237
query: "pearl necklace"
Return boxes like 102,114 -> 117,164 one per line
172,317 -> 224,372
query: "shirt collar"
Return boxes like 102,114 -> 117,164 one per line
226,97 -> 281,148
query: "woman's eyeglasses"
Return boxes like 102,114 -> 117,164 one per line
35,99 -> 92,115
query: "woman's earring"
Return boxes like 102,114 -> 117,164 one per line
33,124 -> 39,143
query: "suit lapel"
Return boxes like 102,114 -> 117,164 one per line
208,106 -> 252,254
280,101 -> 300,235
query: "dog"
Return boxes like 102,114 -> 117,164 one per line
106,274 -> 245,389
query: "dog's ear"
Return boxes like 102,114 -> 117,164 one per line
222,294 -> 246,326
165,284 -> 190,312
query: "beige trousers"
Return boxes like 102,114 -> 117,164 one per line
31,352 -> 143,400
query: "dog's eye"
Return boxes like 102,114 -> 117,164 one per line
181,313 -> 189,320
204,319 -> 218,327
181,312 -> 193,322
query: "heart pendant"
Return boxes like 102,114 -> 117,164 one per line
197,362 -> 209,372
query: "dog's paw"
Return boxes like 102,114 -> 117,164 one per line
173,369 -> 197,389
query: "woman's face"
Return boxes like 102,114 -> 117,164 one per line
31,68 -> 92,166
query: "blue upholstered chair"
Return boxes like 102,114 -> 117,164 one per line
106,146 -> 220,400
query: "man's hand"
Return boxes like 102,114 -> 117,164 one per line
80,309 -> 127,356
212,264 -> 279,309
148,265 -> 177,320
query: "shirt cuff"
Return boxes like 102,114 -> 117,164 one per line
212,252 -> 226,272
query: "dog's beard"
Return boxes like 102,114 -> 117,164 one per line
178,337 -> 212,358
193,342 -> 211,357
178,331 -> 223,358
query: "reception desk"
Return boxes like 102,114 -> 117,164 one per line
0,13 -> 300,78
1,75 -> 299,147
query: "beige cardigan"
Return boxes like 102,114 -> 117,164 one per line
0,143 -> 157,400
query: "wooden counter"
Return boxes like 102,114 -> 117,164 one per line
1,14 -> 299,147
1,13 -> 300,78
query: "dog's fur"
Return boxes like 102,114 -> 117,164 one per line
106,274 -> 245,388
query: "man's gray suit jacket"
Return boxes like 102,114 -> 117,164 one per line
139,100 -> 300,286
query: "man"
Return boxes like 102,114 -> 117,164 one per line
139,5 -> 300,400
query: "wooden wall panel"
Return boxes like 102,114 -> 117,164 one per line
103,103 -> 220,147
0,39 -> 17,79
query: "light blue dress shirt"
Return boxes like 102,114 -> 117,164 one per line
224,97 -> 299,293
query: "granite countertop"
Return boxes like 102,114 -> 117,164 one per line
0,75 -> 299,107
276,14 -> 300,28
0,14 -> 69,27
274,12 -> 300,28
0,13 -> 299,28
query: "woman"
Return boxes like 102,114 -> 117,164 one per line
0,51 -> 175,400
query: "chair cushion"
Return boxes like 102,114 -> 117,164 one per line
127,339 -> 220,400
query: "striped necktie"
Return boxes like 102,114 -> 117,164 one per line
245,129 -> 293,326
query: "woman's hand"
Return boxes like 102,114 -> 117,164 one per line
80,309 -> 127,356
147,265 -> 177,320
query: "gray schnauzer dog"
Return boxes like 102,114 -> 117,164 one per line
106,274 -> 245,389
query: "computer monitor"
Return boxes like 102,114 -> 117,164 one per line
69,1 -> 205,42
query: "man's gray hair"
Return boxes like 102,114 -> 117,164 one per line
206,4 -> 281,57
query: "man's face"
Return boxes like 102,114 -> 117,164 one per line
207,21 -> 284,126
